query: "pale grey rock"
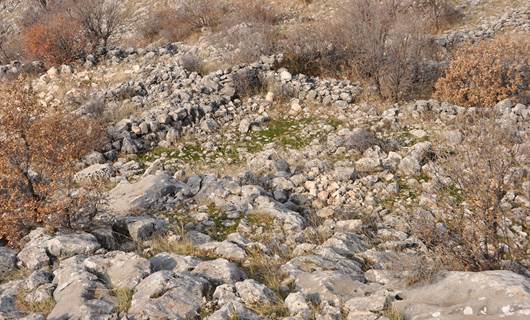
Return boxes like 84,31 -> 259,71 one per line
214,241 -> 247,262
398,156 -> 421,176
0,280 -> 27,319
335,220 -> 363,233
235,279 -> 277,306
192,258 -> 246,284
83,151 -> 106,165
24,269 -> 53,291
120,216 -> 168,242
253,196 -> 305,233
394,271 -> 530,319
84,251 -> 150,290
280,70 -> 292,82
213,284 -> 239,305
49,256 -> 116,320
344,294 -> 387,318
0,247 -> 17,278
74,163 -> 115,183
17,229 -> 52,270
150,252 -> 201,273
285,292 -> 311,319
334,166 -> 357,182
129,271 -> 208,319
46,232 -> 100,259
355,157 -> 383,173
206,301 -> 261,320
107,172 -> 179,216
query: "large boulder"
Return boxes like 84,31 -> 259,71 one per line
46,232 -> 101,259
83,251 -> 150,290
17,229 -> 52,270
129,271 -> 209,319
192,258 -> 246,285
48,256 -> 116,320
149,252 -> 201,273
115,216 -> 168,242
74,163 -> 115,183
107,172 -> 181,216
393,270 -> 530,319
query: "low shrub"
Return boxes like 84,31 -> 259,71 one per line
22,13 -> 86,65
0,80 -> 106,246
435,35 -> 530,108
412,114 -> 528,271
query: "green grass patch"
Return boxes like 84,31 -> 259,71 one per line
205,204 -> 241,241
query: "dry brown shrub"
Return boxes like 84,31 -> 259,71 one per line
414,0 -> 462,32
434,35 -> 530,108
343,0 -> 438,101
69,0 -> 124,51
277,21 -> 350,78
142,0 -> 226,43
412,114 -> 528,271
22,13 -> 86,65
224,0 -> 282,27
276,0 -> 440,101
140,9 -> 194,43
0,79 -> 106,246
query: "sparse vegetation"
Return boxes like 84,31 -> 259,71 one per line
0,1 -> 528,319
16,291 -> 55,315
242,246 -> 290,296
112,288 -> 133,313
22,12 -> 86,65
150,236 -> 217,259
412,114 -> 528,271
435,34 -> 530,107
0,79 -> 105,245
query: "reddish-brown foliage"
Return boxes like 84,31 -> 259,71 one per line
435,35 -> 530,108
22,13 -> 86,65
0,80 -> 105,245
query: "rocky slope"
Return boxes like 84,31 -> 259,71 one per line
0,41 -> 529,319
1,1 -> 530,320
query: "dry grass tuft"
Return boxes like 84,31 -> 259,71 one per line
16,291 -> 55,315
112,287 -> 133,313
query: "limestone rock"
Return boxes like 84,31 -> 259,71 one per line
393,271 -> 530,319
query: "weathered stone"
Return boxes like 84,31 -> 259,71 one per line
393,271 -> 530,319
129,271 -> 208,319
74,163 -> 115,183
235,279 -> 277,306
214,241 -> 247,262
150,252 -> 201,272
46,232 -> 101,259
84,251 -> 150,289
107,172 -> 180,216
0,247 -> 17,278
17,229 -> 52,270
49,256 -> 116,320
192,258 -> 246,284
119,216 -> 168,242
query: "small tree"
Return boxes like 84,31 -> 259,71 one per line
415,0 -> 461,32
435,35 -> 530,108
22,13 -> 86,65
69,0 -> 124,51
0,80 -> 105,245
342,0 -> 436,101
413,114 -> 528,271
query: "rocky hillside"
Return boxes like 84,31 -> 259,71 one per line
1,1 -> 529,320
